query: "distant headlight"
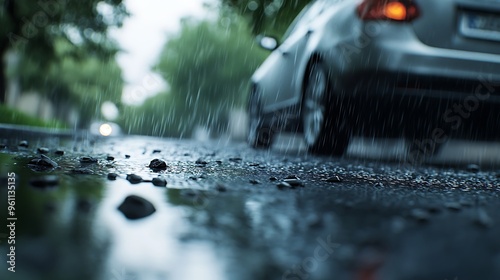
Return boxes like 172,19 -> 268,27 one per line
99,123 -> 113,136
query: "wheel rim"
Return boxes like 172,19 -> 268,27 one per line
303,64 -> 327,146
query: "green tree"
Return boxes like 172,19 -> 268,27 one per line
220,0 -> 311,37
148,15 -> 267,137
0,0 -> 128,103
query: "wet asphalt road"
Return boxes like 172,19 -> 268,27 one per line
1,134 -> 500,280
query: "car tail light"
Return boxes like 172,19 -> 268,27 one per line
357,0 -> 419,21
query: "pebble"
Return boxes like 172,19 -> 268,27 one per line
117,195 -> 156,220
106,156 -> 115,161
55,150 -> 65,156
152,177 -> 167,187
125,155 -> 131,159
285,175 -> 300,180
30,176 -> 59,189
80,156 -> 98,164
149,159 -> 167,170
126,174 -> 143,184
269,177 -> 278,181
196,158 -> 208,165
277,182 -> 293,190
152,149 -> 161,154
37,147 -> 49,154
19,140 -> 29,148
326,176 -> 342,183
283,178 -> 303,187
466,164 -> 480,173
107,173 -> 118,180
29,155 -> 58,170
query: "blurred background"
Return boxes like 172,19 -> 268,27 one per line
0,0 -> 309,139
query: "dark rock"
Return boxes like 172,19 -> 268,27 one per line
125,155 -> 131,159
54,150 -> 65,156
37,147 -> 49,154
249,179 -> 260,185
326,176 -> 342,183
215,160 -> 223,165
466,164 -> 480,173
216,183 -> 227,192
149,159 -> 167,170
249,163 -> 260,167
117,195 -> 156,220
106,156 -> 115,161
152,177 -> 167,187
195,158 -> 208,165
285,175 -> 300,180
277,182 -> 293,190
80,156 -> 98,164
126,174 -> 143,184
30,176 -> 59,189
152,149 -> 161,154
107,173 -> 118,180
28,155 -> 58,170
269,177 -> 278,181
284,178 -> 303,187
71,168 -> 94,175
19,140 -> 29,148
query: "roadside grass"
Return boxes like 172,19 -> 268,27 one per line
0,104 -> 68,129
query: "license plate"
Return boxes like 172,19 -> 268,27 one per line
459,11 -> 500,42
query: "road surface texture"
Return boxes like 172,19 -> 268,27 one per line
1,133 -> 500,280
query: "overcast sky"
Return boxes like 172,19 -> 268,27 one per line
111,0 -> 213,105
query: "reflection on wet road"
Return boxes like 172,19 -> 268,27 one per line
0,135 -> 499,280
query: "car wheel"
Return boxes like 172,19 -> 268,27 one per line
302,60 -> 350,156
248,89 -> 273,149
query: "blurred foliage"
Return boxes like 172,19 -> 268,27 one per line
0,0 -> 127,126
220,0 -> 311,37
0,103 -> 67,128
119,13 -> 268,137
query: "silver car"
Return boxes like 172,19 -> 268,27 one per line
248,0 -> 500,157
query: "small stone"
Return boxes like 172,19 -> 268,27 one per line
249,163 -> 260,167
216,183 -> 227,192
285,175 -> 300,180
71,168 -> 93,175
19,140 -> 29,148
107,173 -> 118,180
80,156 -> 98,164
466,164 -> 480,173
152,149 -> 162,154
410,208 -> 430,223
152,177 -> 167,187
106,156 -> 115,161
28,155 -> 58,170
118,195 -> 156,220
54,150 -> 65,156
445,202 -> 462,211
215,160 -> 222,165
37,147 -> 49,154
283,178 -> 303,187
277,182 -> 293,190
326,176 -> 342,183
269,177 -> 278,181
249,179 -> 260,185
149,159 -> 167,170
196,158 -> 208,165
126,174 -> 143,184
125,155 -> 131,159
30,176 -> 59,189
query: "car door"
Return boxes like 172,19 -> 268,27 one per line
258,1 -> 329,112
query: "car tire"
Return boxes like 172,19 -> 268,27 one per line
248,88 -> 273,149
301,60 -> 350,156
